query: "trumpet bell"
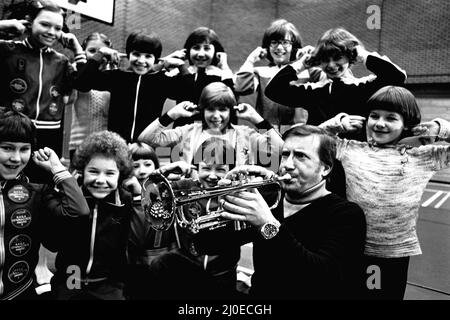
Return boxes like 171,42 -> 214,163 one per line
142,171 -> 284,234
142,173 -> 175,231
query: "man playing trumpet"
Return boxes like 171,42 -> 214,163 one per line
220,125 -> 367,299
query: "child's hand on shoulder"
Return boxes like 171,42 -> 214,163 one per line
122,176 -> 142,195
235,103 -> 263,123
167,101 -> 199,120
33,147 -> 67,174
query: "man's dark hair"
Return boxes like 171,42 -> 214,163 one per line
282,124 -> 336,175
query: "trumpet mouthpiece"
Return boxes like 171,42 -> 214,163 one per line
277,173 -> 292,181
217,178 -> 232,186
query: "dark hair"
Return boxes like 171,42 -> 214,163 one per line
262,19 -> 303,65
184,27 -> 225,66
72,131 -> 133,183
0,107 -> 36,149
126,31 -> 162,59
3,0 -> 67,35
308,27 -> 362,66
129,142 -> 160,169
366,86 -> 421,137
192,137 -> 236,169
282,124 -> 336,175
198,82 -> 237,129
82,32 -> 113,50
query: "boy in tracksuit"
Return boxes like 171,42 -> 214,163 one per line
75,31 -> 184,143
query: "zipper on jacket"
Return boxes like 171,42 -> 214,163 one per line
0,183 -> 6,295
130,75 -> 142,141
85,203 -> 98,280
35,50 -> 44,121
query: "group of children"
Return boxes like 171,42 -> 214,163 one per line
0,0 -> 449,300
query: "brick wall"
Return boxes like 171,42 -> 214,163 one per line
1,0 -> 449,83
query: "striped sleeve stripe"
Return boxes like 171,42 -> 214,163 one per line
53,170 -> 72,185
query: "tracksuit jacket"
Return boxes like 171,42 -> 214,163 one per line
0,171 -> 89,300
0,38 -> 85,130
51,186 -> 143,299
75,57 -> 178,143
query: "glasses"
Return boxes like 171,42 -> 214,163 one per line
269,39 -> 293,48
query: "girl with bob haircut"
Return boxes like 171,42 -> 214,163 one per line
320,85 -> 450,300
138,82 -> 283,170
0,108 -> 89,300
167,26 -> 234,128
128,141 -> 160,185
50,130 -> 146,300
236,19 -> 322,130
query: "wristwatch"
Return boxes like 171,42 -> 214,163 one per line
260,220 -> 281,240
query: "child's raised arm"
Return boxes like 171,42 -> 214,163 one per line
319,113 -> 366,135
138,101 -> 198,147
235,47 -> 268,95
34,147 -> 90,219
0,19 -> 29,34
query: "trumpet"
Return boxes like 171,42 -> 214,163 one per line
141,172 -> 291,234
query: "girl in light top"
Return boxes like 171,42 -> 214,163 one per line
320,85 -> 450,300
69,32 -> 112,160
235,19 -> 323,131
138,82 -> 283,171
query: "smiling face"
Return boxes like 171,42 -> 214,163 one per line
85,39 -> 108,59
190,42 -> 215,69
83,155 -> 120,199
30,10 -> 63,48
132,159 -> 156,184
0,142 -> 31,180
129,50 -> 155,75
203,105 -> 230,134
320,55 -> 350,79
279,135 -> 330,199
198,161 -> 229,188
269,36 -> 293,66
366,109 -> 405,145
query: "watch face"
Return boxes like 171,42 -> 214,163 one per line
262,222 -> 279,239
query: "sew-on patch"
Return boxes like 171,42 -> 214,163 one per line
17,58 -> 26,72
7,185 -> 30,203
49,86 -> 60,98
6,42 -> 16,50
9,234 -> 32,257
48,102 -> 58,115
10,209 -> 32,229
9,78 -> 28,94
8,261 -> 30,284
11,99 -> 26,112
